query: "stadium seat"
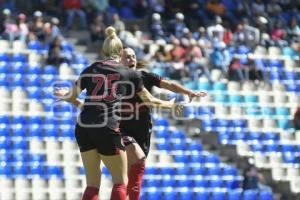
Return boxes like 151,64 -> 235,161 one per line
161,176 -> 176,187
10,62 -> 26,74
244,190 -> 258,200
194,190 -> 210,200
146,190 -> 163,200
44,65 -> 58,75
178,190 -> 193,200
212,191 -> 226,200
228,189 -> 242,200
210,179 -> 223,188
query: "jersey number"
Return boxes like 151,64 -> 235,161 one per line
91,74 -> 120,101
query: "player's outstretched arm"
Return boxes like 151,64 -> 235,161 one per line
159,79 -> 206,102
137,87 -> 183,115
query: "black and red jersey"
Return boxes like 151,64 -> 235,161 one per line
77,60 -> 143,130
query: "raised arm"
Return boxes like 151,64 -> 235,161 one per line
159,79 -> 206,102
53,85 -> 84,110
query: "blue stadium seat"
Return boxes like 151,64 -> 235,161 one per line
12,54 -> 27,63
223,166 -> 238,176
198,107 -> 214,116
213,94 -> 228,103
177,178 -> 193,187
208,167 -> 221,176
14,164 -> 28,176
251,143 -> 265,152
265,143 -> 279,152
194,179 -> 209,188
160,167 -> 175,175
161,177 -> 176,187
12,139 -> 28,149
12,151 -> 29,162
156,142 -> 169,151
178,190 -> 193,200
244,190 -> 258,200
228,189 -> 242,200
210,179 -> 223,188
282,153 -> 297,163
146,179 -> 160,187
12,125 -> 26,137
42,75 -> 55,87
28,116 -> 43,125
189,142 -> 202,151
284,72 -> 297,81
205,154 -> 220,164
46,166 -> 63,177
0,62 -> 9,73
27,87 -> 42,99
12,116 -> 27,125
174,154 -> 189,163
261,107 -> 274,116
176,167 -> 190,175
229,95 -> 243,104
10,74 -> 25,87
191,166 -> 206,176
184,106 -> 198,118
28,41 -> 42,51
26,75 -> 42,87
190,154 -> 205,163
27,64 -> 42,74
286,84 -> 299,92
43,125 -> 59,137
0,53 -> 9,62
201,119 -> 216,132
212,191 -> 226,200
172,130 -> 185,139
0,115 -> 10,124
30,164 -> 46,175
11,62 -> 26,74
194,190 -> 209,200
213,82 -> 226,91
172,142 -> 186,151
163,190 -> 177,200
277,119 -> 290,129
232,132 -> 246,141
248,132 -> 261,141
146,190 -> 163,200
155,129 -> 168,138
28,124 -> 42,138
44,65 -> 58,75
0,73 -> 9,87
263,132 -> 279,141
244,95 -> 258,103
226,179 -> 240,189
270,71 -> 280,81
0,164 -> 12,175
0,137 -> 10,149
0,124 -> 10,137
154,117 -> 169,127
259,191 -> 273,200
269,60 -> 283,68
30,154 -> 46,164
281,144 -> 295,153
275,107 -> 289,116
198,81 -> 211,91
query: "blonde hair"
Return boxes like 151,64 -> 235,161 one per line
102,26 -> 123,60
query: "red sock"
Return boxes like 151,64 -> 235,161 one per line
110,184 -> 127,200
82,186 -> 99,200
127,163 -> 145,200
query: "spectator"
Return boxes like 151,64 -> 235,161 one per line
150,13 -> 165,40
28,11 -> 46,43
271,20 -> 287,46
206,0 -> 226,17
194,27 -> 212,55
50,17 -> 62,40
119,1 -> 135,19
207,16 -> 225,43
228,57 -> 245,81
287,17 -> 300,40
149,0 -> 165,14
63,0 -> 87,29
169,12 -> 187,39
170,37 -> 186,63
89,14 -> 106,42
112,13 -> 125,33
210,42 -> 230,75
83,0 -> 109,15
294,107 -> 300,130
244,57 -> 264,81
17,13 -> 29,42
1,9 -> 18,43
266,0 -> 282,18
47,36 -> 70,66
243,165 -> 259,190
241,18 -> 260,47
133,0 -> 148,18
251,0 -> 266,17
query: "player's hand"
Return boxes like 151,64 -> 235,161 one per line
53,87 -> 72,102
170,98 -> 184,116
188,92 -> 207,102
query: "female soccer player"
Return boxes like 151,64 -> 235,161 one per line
120,47 -> 206,200
54,27 -> 182,200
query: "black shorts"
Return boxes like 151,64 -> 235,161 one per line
120,113 -> 152,157
75,124 -> 125,155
